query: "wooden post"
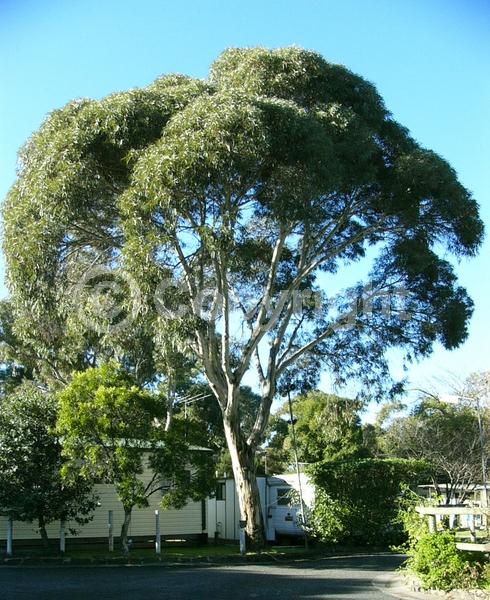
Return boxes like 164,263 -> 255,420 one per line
428,514 -> 436,533
6,518 -> 13,556
481,487 -> 488,529
108,510 -> 114,552
155,510 -> 161,555
469,514 -> 477,543
60,520 -> 66,554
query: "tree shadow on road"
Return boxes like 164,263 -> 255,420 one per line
0,554 -> 406,600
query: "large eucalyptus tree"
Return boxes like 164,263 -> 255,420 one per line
3,47 -> 483,546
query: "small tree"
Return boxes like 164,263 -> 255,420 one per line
383,399 -> 486,503
0,382 -> 97,547
57,362 -> 214,554
268,391 -> 370,469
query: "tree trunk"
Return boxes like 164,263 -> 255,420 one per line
38,514 -> 49,549
120,506 -> 132,555
223,416 -> 265,550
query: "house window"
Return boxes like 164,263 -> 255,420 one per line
216,482 -> 226,501
277,488 -> 292,506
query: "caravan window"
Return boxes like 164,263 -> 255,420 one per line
277,487 -> 292,506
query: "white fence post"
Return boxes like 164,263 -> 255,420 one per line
155,510 -> 161,555
6,518 -> 13,556
469,514 -> 476,543
108,510 -> 114,552
239,520 -> 246,555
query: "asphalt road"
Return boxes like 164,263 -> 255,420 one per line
0,554 -> 424,600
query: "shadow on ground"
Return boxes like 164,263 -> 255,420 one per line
0,553 -> 407,600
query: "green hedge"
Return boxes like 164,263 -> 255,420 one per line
308,458 -> 429,546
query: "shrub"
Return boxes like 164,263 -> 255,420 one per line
393,484 -> 431,552
480,562 -> 490,589
397,489 -> 488,591
407,531 -> 482,591
308,458 -> 429,546
308,489 -> 349,544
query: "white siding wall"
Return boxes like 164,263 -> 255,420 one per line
0,458 -> 205,542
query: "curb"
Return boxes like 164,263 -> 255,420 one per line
373,572 -> 446,600
375,572 -> 490,600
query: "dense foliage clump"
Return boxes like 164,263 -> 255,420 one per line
0,383 -> 97,546
309,458 -> 429,546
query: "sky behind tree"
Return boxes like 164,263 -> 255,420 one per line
1,0 -> 489,406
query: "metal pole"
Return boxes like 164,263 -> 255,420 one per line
476,396 -> 489,530
155,510 -> 161,555
287,391 -> 308,549
108,510 -> 114,552
60,520 -> 66,554
6,518 -> 13,556
478,400 -> 488,489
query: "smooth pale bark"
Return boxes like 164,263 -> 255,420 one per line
120,506 -> 132,555
223,413 -> 264,549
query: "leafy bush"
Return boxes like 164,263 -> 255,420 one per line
407,531 -> 482,591
393,484 -> 432,552
397,486 -> 488,591
480,562 -> 490,589
308,489 -> 349,543
308,458 -> 429,546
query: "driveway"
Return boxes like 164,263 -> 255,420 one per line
0,553 -> 431,599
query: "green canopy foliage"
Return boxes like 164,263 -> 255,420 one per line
0,300 -> 35,396
3,46 -> 483,398
57,362 -> 215,552
0,382 -> 97,545
268,391 -> 370,471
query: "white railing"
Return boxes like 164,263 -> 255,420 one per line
416,505 -> 490,552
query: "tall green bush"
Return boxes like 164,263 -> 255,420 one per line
308,458 -> 429,546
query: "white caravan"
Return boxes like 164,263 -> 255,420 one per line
207,474 -> 313,542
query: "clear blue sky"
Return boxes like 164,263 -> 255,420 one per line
1,0 -> 489,405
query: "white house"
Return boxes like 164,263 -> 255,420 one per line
1,461 -> 314,549
0,458 -> 207,550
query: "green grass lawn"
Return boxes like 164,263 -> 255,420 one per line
5,543 -> 312,561
455,529 -> 489,541
65,544 -> 310,560
66,545 -> 240,560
